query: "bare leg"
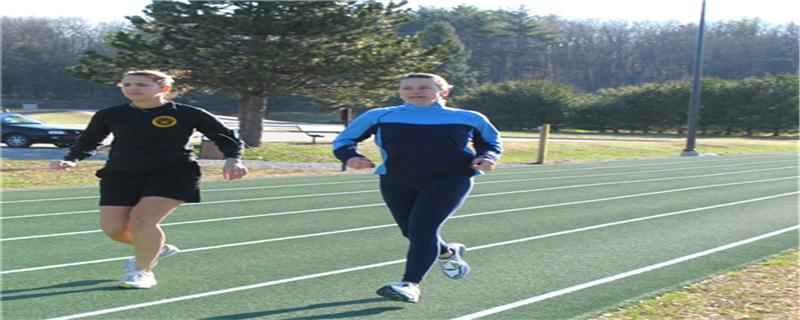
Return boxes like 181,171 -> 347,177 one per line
129,196 -> 183,272
100,206 -> 134,244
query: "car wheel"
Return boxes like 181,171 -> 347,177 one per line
4,133 -> 33,148
54,143 -> 74,148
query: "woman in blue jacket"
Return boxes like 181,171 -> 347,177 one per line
333,73 -> 503,303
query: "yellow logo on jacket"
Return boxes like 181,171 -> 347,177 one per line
152,116 -> 178,128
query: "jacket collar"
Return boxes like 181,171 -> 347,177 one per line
402,101 -> 444,112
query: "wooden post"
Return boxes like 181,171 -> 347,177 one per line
535,124 -> 550,164
199,136 -> 225,159
340,108 -> 353,171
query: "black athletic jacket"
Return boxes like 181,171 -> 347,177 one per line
65,102 -> 243,170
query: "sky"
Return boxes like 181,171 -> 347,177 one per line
2,0 -> 797,25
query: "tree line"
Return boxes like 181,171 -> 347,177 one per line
3,17 -> 125,102
2,1 -> 797,144
457,75 -> 798,136
398,6 -> 798,92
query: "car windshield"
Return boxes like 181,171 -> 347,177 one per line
1,114 -> 45,124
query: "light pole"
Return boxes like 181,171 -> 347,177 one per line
682,0 -> 707,157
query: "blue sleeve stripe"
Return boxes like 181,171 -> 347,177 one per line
466,111 -> 503,160
332,108 -> 395,162
374,126 -> 388,175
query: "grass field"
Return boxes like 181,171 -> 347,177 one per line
8,109 -> 797,165
10,110 -> 94,125
3,136 -> 796,189
243,138 -> 797,164
1,153 -> 798,319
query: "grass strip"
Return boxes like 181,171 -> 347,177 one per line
592,250 -> 799,320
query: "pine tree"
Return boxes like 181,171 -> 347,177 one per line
420,21 -> 477,96
66,0 -> 446,146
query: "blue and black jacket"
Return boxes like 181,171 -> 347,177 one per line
333,102 -> 503,176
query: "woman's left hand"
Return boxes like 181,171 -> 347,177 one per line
223,158 -> 248,180
470,156 -> 496,171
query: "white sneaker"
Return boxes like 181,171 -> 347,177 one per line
123,244 -> 180,271
376,281 -> 420,303
439,243 -> 470,279
119,269 -> 157,289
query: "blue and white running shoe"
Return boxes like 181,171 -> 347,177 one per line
439,243 -> 470,279
376,281 -> 420,303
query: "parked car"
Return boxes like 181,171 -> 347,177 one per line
1,113 -> 84,148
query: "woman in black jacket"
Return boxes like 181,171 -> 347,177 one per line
51,70 -> 248,289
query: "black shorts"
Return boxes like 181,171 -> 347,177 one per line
96,162 -> 201,206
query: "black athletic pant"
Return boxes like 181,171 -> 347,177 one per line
379,174 -> 474,283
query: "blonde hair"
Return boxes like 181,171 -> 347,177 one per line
120,70 -> 182,99
122,70 -> 174,86
401,72 -> 453,91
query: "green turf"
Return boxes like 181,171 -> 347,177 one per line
1,153 -> 798,319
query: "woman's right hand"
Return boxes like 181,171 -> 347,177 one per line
50,160 -> 77,171
346,156 -> 376,170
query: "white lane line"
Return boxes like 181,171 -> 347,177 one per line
5,153 -> 794,199
2,171 -> 794,242
3,161 -> 795,220
163,203 -> 386,226
451,225 -> 800,320
3,154 -> 792,203
1,195 -> 100,203
0,157 -> 772,205
0,179 -> 377,204
1,224 -> 399,275
467,192 -> 799,251
44,198 -> 799,320
4,185 -> 796,275
486,155 -> 797,177
0,203 -> 383,243
0,189 -> 379,220
469,166 -> 797,198
479,161 -> 796,185
1,209 -> 99,220
2,171 -> 795,242
46,257 -> 406,320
